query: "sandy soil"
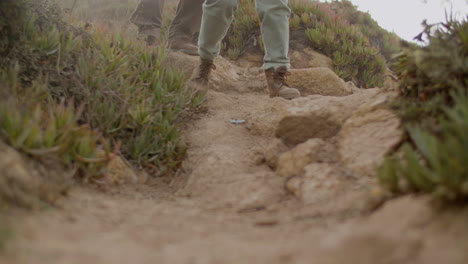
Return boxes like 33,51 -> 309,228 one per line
2,53 -> 468,264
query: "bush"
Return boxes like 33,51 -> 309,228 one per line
378,18 -> 468,202
299,1 -> 387,88
379,91 -> 468,201
392,18 -> 468,127
0,0 -> 197,180
334,0 -> 401,62
223,0 -> 396,88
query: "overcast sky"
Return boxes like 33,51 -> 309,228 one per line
336,0 -> 468,41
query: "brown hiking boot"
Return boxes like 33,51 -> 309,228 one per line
187,58 -> 216,94
265,67 -> 301,100
169,37 -> 199,56
137,26 -> 160,46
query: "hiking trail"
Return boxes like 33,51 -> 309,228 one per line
2,52 -> 468,264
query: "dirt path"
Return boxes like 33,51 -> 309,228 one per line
2,54 -> 468,264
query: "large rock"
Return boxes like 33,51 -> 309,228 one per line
262,138 -> 288,169
290,47 -> 334,70
276,139 -> 337,178
338,96 -> 403,177
275,89 -> 380,146
288,68 -> 352,96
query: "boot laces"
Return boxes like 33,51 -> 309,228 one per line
196,60 -> 216,80
273,67 -> 291,87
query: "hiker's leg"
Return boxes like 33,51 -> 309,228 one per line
130,0 -> 164,36
256,0 -> 299,99
198,0 -> 239,61
169,0 -> 204,40
168,0 -> 204,55
256,0 -> 291,70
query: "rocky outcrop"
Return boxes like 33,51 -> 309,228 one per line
276,139 -> 337,178
338,107 -> 402,177
275,89 -> 380,146
285,163 -> 346,205
268,89 -> 403,205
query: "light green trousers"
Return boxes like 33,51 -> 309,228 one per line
198,0 -> 291,70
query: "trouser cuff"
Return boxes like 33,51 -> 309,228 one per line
263,63 -> 291,71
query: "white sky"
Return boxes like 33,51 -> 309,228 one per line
334,0 -> 468,41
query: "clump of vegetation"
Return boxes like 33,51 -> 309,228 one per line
60,0 -> 137,22
0,0 -> 197,206
225,0 -> 261,60
298,1 -> 387,87
223,0 -> 399,88
332,0 -> 401,62
379,17 -> 468,202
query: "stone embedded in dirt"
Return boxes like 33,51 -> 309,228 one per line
245,98 -> 288,138
285,163 -> 344,204
105,155 -> 139,184
288,68 -> 352,97
0,141 -> 70,207
276,139 -> 337,178
338,94 -> 403,177
275,89 -> 380,146
0,142 -> 41,207
262,138 -> 289,169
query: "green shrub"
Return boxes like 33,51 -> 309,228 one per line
292,0 -> 387,87
0,0 -> 196,179
334,0 -> 401,62
378,18 -> 468,202
224,0 -> 260,60
223,0 -> 395,88
392,18 -> 468,126
379,91 -> 468,201
59,0 -> 137,22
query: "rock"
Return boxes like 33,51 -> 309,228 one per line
0,141 -> 70,207
165,51 -> 348,97
338,93 -> 403,177
290,47 -> 334,70
245,97 -> 288,138
276,139 -> 337,178
285,163 -> 344,204
288,68 -> 352,96
262,139 -> 288,169
105,155 -> 138,184
0,142 -> 41,207
275,89 -> 380,146
285,176 -> 302,197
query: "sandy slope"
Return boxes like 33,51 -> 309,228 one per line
2,53 -> 468,264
